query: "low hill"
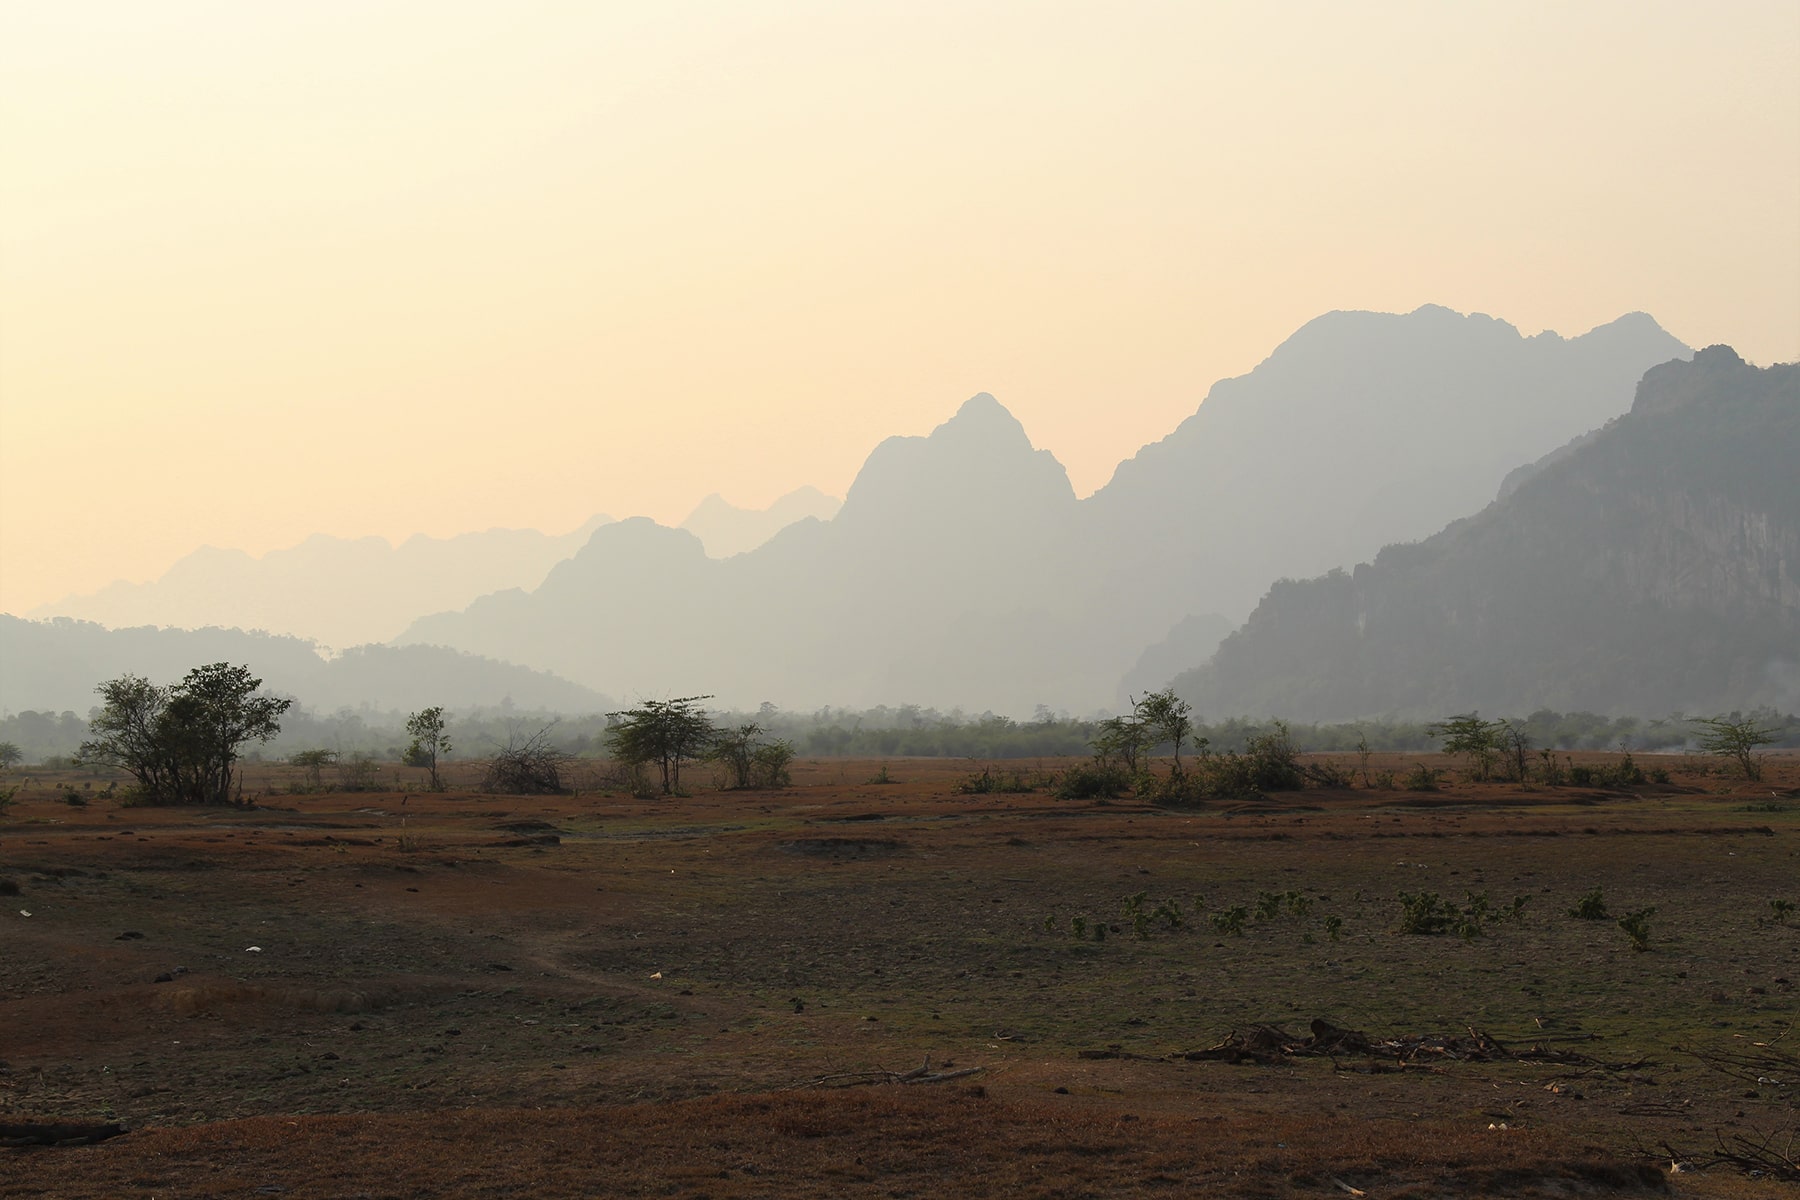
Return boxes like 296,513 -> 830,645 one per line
0,615 -> 609,716
1173,346 -> 1800,720
27,518 -> 613,650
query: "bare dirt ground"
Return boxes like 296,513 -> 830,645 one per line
3,752 -> 1796,1197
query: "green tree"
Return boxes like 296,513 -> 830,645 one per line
289,748 -> 338,791
404,706 -> 452,791
1135,690 -> 1197,773
607,697 -> 718,795
80,664 -> 291,806
1091,715 -> 1149,774
711,722 -> 795,790
1429,712 -> 1502,780
0,742 -> 21,770
1692,713 -> 1779,781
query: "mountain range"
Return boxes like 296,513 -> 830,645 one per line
1172,346 -> 1799,720
11,304 -> 1729,717
28,518 -> 616,651
679,487 -> 842,558
394,306 -> 1690,712
0,615 -> 608,716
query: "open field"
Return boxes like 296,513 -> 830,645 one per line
3,752 -> 1797,1197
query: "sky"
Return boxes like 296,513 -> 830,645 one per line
4,0 -> 1798,615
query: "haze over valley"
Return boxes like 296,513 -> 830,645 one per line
15,305 -> 1792,725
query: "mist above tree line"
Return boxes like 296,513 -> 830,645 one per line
12,305 -> 1704,717
8,308 -> 1794,724
6,697 -> 1795,770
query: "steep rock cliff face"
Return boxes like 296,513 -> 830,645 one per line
1175,348 -> 1799,720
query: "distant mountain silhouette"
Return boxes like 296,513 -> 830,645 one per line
394,309 -> 1688,713
680,487 -> 841,557
1172,346 -> 1800,720
1075,307 -> 1690,642
401,394 -> 1084,707
1118,613 -> 1235,702
28,517 -> 613,650
0,615 -> 609,716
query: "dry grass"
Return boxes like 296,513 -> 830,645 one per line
3,752 -> 1795,1197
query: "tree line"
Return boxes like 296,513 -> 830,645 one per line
5,662 -> 1794,804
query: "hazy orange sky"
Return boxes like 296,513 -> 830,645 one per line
4,1 -> 1797,615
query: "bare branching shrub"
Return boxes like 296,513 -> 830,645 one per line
337,752 -> 381,793
481,723 -> 572,795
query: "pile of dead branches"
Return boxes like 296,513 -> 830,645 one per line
480,723 -> 572,795
1180,1018 -> 1604,1067
1658,1036 -> 1798,1181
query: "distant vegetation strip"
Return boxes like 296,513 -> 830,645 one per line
4,702 -> 1795,766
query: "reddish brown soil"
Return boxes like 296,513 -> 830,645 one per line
3,752 -> 1795,1196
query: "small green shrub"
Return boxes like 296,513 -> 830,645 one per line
1397,890 -> 1452,935
1617,907 -> 1656,952
1396,890 -> 1492,938
1765,898 -> 1794,925
1054,762 -> 1131,800
1323,915 -> 1343,941
1211,905 -> 1248,936
955,766 -> 1037,795
1403,765 -> 1441,792
1568,888 -> 1610,920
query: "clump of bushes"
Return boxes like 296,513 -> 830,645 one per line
1567,755 -> 1646,789
1403,764 -> 1441,792
1052,762 -> 1131,800
1396,890 -> 1526,938
955,766 -> 1039,795
1568,887 -> 1610,920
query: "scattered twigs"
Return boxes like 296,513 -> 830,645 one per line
1654,1129 -> 1800,1183
1710,1126 -> 1799,1181
1176,1018 -> 1642,1069
1674,1038 -> 1798,1088
788,1056 -> 985,1091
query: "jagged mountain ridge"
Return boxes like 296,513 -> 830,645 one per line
1171,346 -> 1800,720
679,487 -> 842,558
396,308 -> 1691,713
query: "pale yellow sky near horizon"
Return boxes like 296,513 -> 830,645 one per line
3,1 -> 1798,615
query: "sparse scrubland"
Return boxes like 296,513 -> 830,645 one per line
4,736 -> 1796,1196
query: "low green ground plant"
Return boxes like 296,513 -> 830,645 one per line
1617,907 -> 1656,952
1568,888 -> 1610,920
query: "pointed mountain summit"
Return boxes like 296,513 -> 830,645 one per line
840,393 -> 1076,529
